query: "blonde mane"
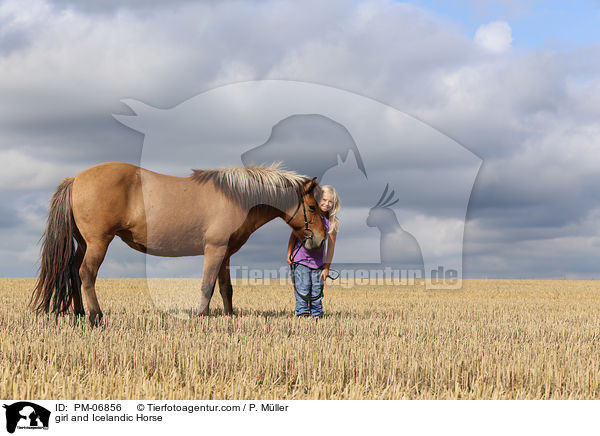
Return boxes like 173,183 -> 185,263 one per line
190,163 -> 308,210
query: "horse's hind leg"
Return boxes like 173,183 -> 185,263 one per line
218,257 -> 234,315
79,236 -> 112,325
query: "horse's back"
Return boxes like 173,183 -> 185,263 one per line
71,162 -> 244,256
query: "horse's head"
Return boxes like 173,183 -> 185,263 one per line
366,184 -> 399,228
286,177 -> 327,250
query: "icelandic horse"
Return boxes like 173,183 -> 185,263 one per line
30,162 -> 326,325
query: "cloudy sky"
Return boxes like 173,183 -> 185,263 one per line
1,0 -> 599,279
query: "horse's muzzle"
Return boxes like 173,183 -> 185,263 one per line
304,236 -> 325,250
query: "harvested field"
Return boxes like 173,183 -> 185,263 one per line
1,278 -> 599,399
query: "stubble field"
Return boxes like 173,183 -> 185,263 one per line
1,278 -> 600,399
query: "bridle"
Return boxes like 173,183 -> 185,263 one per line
286,188 -> 314,253
287,188 -> 339,306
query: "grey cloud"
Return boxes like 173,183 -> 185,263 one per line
2,0 -> 599,279
46,0 -> 213,14
0,203 -> 20,229
0,28 -> 31,56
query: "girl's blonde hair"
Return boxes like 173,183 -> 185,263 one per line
318,185 -> 340,234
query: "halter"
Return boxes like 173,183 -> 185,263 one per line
286,188 -> 313,244
287,189 -> 339,306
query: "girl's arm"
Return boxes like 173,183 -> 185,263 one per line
286,232 -> 297,265
321,230 -> 337,279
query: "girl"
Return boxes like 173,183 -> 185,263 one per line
287,185 -> 339,318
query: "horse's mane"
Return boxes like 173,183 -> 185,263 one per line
190,162 -> 308,210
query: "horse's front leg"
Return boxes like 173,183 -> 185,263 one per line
218,257 -> 234,315
198,244 -> 228,316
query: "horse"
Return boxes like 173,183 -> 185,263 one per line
30,162 -> 326,325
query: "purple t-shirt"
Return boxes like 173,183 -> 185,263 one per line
292,216 -> 330,269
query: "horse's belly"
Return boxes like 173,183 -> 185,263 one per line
139,177 -> 209,256
144,225 -> 205,257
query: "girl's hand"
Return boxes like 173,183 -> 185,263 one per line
320,267 -> 329,280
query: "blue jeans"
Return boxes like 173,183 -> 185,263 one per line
292,263 -> 324,317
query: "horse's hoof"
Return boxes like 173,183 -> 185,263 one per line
88,312 -> 104,327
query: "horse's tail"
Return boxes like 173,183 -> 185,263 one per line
30,177 -> 81,315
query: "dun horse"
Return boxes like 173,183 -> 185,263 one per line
30,162 -> 326,325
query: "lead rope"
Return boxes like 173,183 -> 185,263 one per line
289,233 -> 339,305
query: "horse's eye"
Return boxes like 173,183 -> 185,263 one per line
309,206 -> 316,212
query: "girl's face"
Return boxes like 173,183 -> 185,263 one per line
319,192 -> 335,213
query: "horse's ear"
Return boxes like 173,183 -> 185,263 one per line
304,177 -> 318,194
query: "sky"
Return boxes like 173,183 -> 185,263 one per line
415,0 -> 600,50
1,0 -> 599,279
